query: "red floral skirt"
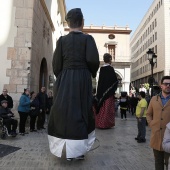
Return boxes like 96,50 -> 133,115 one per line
94,96 -> 115,129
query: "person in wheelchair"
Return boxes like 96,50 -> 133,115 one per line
0,100 -> 18,137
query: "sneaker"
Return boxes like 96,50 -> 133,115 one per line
19,133 -> 25,136
137,139 -> 146,143
135,137 -> 139,140
67,155 -> 85,161
75,155 -> 85,160
67,158 -> 73,161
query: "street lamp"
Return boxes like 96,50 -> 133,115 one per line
146,48 -> 157,97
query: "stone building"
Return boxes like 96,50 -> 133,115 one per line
0,0 -> 132,112
0,0 -> 66,110
65,25 -> 132,95
130,0 -> 168,88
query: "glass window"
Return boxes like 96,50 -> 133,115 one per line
155,45 -> 157,53
155,19 -> 157,27
155,32 -> 157,40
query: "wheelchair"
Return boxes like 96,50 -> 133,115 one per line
0,117 -> 17,139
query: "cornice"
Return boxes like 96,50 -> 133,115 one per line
65,28 -> 132,34
40,0 -> 55,31
100,61 -> 131,67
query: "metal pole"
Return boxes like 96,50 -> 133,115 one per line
151,61 -> 154,97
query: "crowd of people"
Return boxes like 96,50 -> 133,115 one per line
1,7 -> 170,170
0,87 -> 53,137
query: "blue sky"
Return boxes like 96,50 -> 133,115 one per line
65,0 -> 154,35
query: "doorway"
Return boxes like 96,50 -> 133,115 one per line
39,58 -> 48,90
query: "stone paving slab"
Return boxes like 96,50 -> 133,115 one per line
0,112 -> 155,170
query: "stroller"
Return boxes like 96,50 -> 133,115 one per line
0,117 -> 17,139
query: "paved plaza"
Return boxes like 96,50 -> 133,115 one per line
0,111 -> 155,170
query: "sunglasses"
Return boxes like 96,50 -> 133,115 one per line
162,83 -> 170,86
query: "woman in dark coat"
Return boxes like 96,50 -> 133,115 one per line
95,53 -> 118,128
48,8 -> 99,160
29,91 -> 39,132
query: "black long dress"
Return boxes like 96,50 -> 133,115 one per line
95,64 -> 118,128
48,31 -> 99,158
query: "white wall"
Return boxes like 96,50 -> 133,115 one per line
0,0 -> 17,92
90,33 -> 130,61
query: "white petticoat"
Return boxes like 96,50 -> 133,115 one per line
48,130 -> 95,158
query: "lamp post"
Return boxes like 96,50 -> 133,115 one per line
146,49 -> 157,97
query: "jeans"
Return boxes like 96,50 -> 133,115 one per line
131,106 -> 136,115
120,109 -> 127,119
18,111 -> 29,133
137,117 -> 146,140
153,149 -> 169,170
30,115 -> 37,130
37,110 -> 45,129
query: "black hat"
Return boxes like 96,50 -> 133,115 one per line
1,100 -> 8,105
65,8 -> 83,22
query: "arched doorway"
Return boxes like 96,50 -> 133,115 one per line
39,58 -> 48,90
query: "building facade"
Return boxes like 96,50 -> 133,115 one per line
0,0 -> 66,110
65,25 -> 132,95
130,0 -> 169,89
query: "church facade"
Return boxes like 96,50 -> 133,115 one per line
0,1 -> 131,112
0,0 -> 66,109
65,25 -> 132,96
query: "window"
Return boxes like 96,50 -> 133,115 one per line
108,45 -> 115,60
155,18 -> 157,27
150,37 -> 152,44
155,45 -> 157,53
155,32 -> 157,40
